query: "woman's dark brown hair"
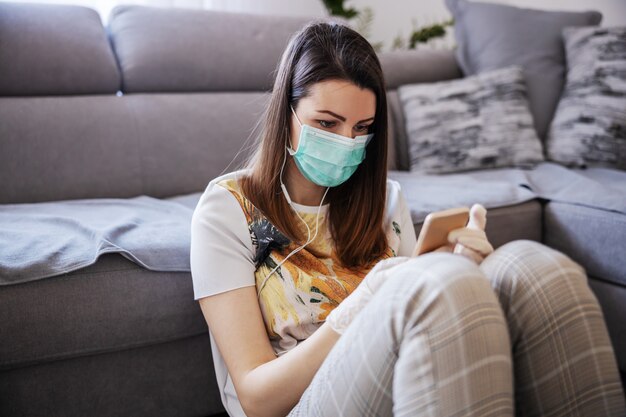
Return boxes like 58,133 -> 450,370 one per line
241,21 -> 388,268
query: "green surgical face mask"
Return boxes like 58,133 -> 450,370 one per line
289,105 -> 374,187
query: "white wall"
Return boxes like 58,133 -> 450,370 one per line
204,0 -> 626,52
5,0 -> 624,51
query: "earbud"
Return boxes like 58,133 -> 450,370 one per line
281,183 -> 292,205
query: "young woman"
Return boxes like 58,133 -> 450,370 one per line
190,21 -> 625,417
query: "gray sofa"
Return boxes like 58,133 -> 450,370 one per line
0,3 -> 624,417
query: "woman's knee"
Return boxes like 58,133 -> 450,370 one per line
377,253 -> 509,348
377,252 -> 495,309
481,239 -> 586,286
479,239 -> 590,318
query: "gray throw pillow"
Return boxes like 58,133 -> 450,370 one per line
546,26 -> 626,170
398,66 -> 544,174
445,0 -> 602,141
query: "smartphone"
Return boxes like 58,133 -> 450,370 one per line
412,207 -> 470,256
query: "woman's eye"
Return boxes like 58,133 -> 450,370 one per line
316,120 -> 372,132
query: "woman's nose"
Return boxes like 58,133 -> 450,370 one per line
341,127 -> 355,139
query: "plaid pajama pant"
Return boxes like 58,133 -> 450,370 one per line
287,240 -> 626,417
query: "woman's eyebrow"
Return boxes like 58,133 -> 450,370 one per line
316,110 -> 375,123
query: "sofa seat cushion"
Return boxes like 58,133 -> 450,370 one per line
545,202 -> 626,287
573,165 -> 626,197
0,253 -> 207,370
526,163 -> 626,215
0,334 -> 225,417
0,193 -> 204,285
388,168 -> 538,223
388,169 -> 542,247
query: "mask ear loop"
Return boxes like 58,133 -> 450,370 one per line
257,146 -> 330,299
286,105 -> 301,153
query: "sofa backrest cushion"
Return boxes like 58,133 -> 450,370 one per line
0,93 -> 268,204
379,49 -> 461,170
0,3 -> 120,96
108,5 -> 314,93
378,49 -> 460,90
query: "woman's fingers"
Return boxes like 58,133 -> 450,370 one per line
433,242 -> 455,253
456,236 -> 494,255
468,203 -> 487,230
454,245 -> 485,264
446,204 -> 492,264
448,227 -> 485,242
448,227 -> 494,256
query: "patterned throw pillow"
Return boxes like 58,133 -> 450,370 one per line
444,0 -> 602,142
398,66 -> 544,174
546,26 -> 626,170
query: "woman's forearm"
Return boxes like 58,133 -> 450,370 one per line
241,321 -> 341,417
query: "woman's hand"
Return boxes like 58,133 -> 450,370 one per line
325,256 -> 409,335
447,204 -> 494,264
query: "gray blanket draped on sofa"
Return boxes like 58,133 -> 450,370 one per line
3,162 -> 624,285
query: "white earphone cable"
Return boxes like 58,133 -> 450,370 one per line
257,149 -> 329,299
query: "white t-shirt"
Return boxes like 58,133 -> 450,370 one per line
190,170 -> 416,417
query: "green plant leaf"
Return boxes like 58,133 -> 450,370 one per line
322,0 -> 359,19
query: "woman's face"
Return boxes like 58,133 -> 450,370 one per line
290,79 -> 376,150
